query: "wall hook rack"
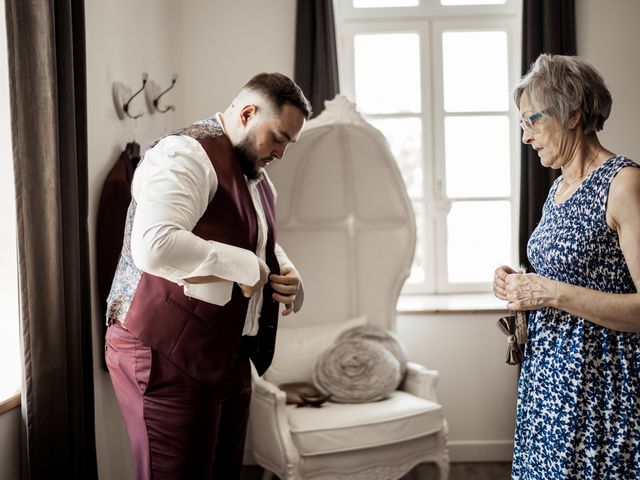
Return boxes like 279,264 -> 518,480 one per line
146,75 -> 178,114
112,73 -> 148,120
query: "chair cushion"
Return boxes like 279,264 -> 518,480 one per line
286,390 -> 444,456
264,316 -> 367,386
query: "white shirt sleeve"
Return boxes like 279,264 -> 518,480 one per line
130,135 -> 260,304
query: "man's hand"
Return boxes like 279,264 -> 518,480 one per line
239,257 -> 270,298
269,266 -> 301,316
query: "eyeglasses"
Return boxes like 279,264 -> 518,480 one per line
519,109 -> 549,132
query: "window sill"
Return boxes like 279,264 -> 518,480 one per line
0,393 -> 20,415
397,292 -> 508,314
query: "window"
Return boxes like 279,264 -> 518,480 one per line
335,0 -> 522,293
0,0 -> 21,402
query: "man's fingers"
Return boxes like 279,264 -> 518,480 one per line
270,281 -> 297,295
281,304 -> 293,316
269,273 -> 298,285
238,284 -> 254,298
272,292 -> 295,304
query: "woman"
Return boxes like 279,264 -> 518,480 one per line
493,54 -> 640,479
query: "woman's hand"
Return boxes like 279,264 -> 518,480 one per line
493,265 -> 518,300
504,273 -> 558,310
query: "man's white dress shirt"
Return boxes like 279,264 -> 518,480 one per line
130,121 -> 301,336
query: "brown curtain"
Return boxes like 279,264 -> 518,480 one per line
294,0 -> 340,117
519,0 -> 576,271
5,0 -> 98,478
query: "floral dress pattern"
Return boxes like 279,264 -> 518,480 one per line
513,155 -> 640,479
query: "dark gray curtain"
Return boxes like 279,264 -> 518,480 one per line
5,0 -> 97,478
519,0 -> 576,271
294,0 -> 340,117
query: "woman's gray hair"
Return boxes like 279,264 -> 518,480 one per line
514,54 -> 612,134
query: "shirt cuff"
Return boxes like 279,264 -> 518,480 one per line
183,280 -> 234,306
163,240 -> 260,287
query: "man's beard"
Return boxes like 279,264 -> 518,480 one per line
234,131 -> 271,180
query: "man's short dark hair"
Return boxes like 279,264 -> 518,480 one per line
243,73 -> 312,120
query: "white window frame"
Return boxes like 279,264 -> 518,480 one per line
334,0 -> 522,294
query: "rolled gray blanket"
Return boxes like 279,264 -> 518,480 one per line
336,325 -> 409,380
313,338 -> 401,403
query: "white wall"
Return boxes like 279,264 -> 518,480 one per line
181,0 -> 297,123
576,0 -> 640,161
86,2 -> 185,478
397,312 -> 519,461
0,407 -> 20,480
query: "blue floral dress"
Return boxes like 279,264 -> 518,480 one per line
513,155 -> 640,479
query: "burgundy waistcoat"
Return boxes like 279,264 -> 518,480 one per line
124,132 -> 280,388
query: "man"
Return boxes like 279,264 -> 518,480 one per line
105,73 -> 311,479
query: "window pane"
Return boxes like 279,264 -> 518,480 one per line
355,0 -> 419,7
447,201 -> 511,283
442,0 -> 505,5
444,115 -> 510,198
442,31 -> 508,112
0,11 -> 20,399
368,117 -> 423,199
354,33 -> 421,114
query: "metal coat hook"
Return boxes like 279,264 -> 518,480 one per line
122,73 -> 148,119
113,74 -> 148,120
152,75 -> 178,113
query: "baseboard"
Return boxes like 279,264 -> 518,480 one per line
448,440 -> 514,462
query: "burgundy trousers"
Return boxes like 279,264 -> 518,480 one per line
105,322 -> 252,480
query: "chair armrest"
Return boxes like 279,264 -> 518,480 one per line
249,367 -> 301,477
400,361 -> 440,403
252,369 -> 287,402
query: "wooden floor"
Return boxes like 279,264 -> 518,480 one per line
241,462 -> 512,480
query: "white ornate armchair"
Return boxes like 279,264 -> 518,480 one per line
249,96 -> 449,480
